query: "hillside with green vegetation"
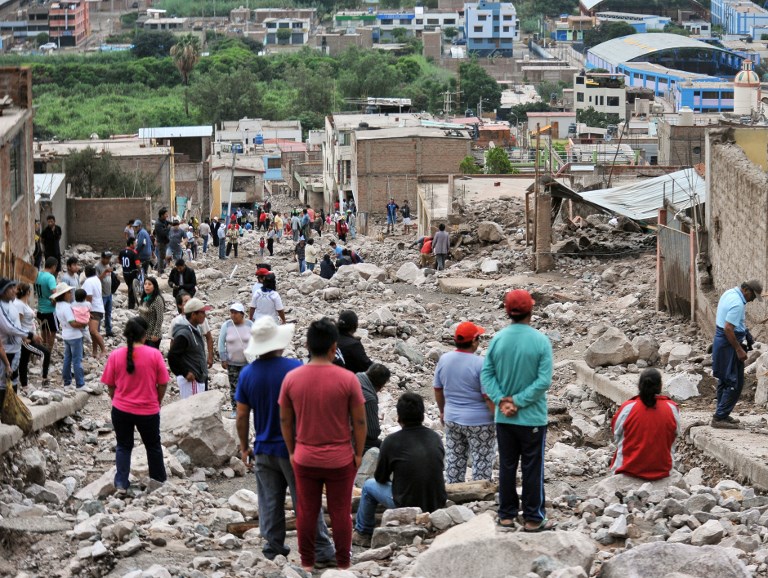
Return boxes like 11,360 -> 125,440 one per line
0,33 -> 506,140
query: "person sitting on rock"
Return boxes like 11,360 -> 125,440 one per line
610,368 -> 680,480
352,392 -> 447,548
319,254 -> 336,280
357,363 -> 391,453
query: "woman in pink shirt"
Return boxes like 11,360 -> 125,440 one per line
101,317 -> 170,495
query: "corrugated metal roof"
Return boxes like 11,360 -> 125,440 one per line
589,33 -> 734,68
139,126 -> 213,139
578,168 -> 703,221
34,173 -> 66,202
580,0 -> 605,10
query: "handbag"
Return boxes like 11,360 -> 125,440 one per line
111,271 -> 121,294
2,378 -> 32,434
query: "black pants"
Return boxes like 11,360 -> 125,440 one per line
124,272 -> 138,309
226,242 -> 238,257
267,238 -> 274,255
112,406 -> 166,489
19,342 -> 51,387
496,423 -> 547,522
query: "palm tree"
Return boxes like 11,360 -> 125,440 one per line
170,34 -> 201,117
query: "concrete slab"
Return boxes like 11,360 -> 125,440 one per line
574,360 -> 768,491
437,274 -> 560,295
0,391 -> 90,455
0,517 -> 73,533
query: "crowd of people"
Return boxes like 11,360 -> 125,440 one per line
1,198 -> 705,574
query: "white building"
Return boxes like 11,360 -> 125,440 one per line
464,1 -> 518,57
263,17 -> 311,45
574,72 -> 627,120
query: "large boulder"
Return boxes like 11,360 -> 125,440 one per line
298,274 -> 328,295
160,390 -> 237,467
666,373 -> 701,401
396,262 -> 424,284
477,222 -> 505,243
599,542 -> 749,578
352,263 -> 387,282
333,265 -> 362,285
632,335 -> 659,363
409,512 -> 595,578
584,327 -> 638,368
756,352 -> 768,405
588,471 -> 684,502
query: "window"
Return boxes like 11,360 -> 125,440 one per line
474,25 -> 483,32
340,132 -> 351,146
577,92 -> 584,102
494,26 -> 499,32
292,22 -> 302,28
445,19 -> 455,24
415,19 -> 423,24
267,157 -> 281,169
503,14 -> 512,20
576,76 -> 585,84
503,26 -> 509,32
493,14 -> 499,20
380,18 -> 392,24
399,19 -> 410,25
477,14 -> 487,21
607,96 -> 620,106
599,95 -> 604,105
427,18 -> 439,24
10,133 -> 23,204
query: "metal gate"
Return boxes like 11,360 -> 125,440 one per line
657,210 -> 696,319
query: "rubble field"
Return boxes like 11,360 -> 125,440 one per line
1,194 -> 766,578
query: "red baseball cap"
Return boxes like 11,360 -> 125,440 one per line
255,268 -> 270,276
504,289 -> 535,316
455,321 -> 485,344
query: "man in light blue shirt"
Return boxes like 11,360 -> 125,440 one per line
481,289 -> 553,532
711,280 -> 762,428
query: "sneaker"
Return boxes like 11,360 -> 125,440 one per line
115,487 -> 128,498
711,417 -> 740,429
351,530 -> 372,548
724,415 -> 740,424
314,558 -> 337,570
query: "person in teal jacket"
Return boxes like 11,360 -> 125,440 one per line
481,289 -> 554,532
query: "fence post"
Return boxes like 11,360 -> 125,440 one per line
656,207 -> 667,312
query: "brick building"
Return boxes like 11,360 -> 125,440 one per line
48,0 -> 90,47
351,127 -> 471,214
0,67 -> 35,263
703,126 -> 768,332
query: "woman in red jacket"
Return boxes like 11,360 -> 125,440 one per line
610,368 -> 680,480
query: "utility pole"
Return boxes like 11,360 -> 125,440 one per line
534,123 -> 553,272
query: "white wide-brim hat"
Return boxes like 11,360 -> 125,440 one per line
244,316 -> 295,359
50,282 -> 73,300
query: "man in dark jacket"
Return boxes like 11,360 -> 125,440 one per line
40,215 -> 62,273
335,310 -> 372,374
356,363 -> 390,452
168,259 -> 197,298
153,208 -> 171,274
168,297 -> 210,398
352,392 -> 447,547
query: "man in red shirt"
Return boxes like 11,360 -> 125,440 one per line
418,237 -> 433,268
279,318 -> 367,572
610,368 -> 680,480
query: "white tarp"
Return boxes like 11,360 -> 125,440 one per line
579,168 -> 703,221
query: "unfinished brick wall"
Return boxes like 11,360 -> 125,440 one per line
67,198 -> 152,253
353,136 -> 470,214
707,142 -> 768,327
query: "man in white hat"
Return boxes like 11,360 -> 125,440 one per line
235,317 -> 336,567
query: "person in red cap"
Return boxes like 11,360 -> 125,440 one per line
249,267 -> 272,321
434,321 -> 495,484
481,289 -> 554,532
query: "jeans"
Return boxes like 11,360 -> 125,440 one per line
19,342 -> 51,387
219,241 -> 226,259
62,337 -> 84,387
156,243 -> 168,273
255,454 -> 335,562
307,262 -> 316,272
298,259 -> 306,274
496,423 -> 547,523
294,460 -> 357,568
435,253 -> 447,271
102,294 -> 113,335
355,478 -> 396,535
112,406 -> 166,490
202,234 -> 209,253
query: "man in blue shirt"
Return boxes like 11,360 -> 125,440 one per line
235,317 -> 335,566
386,198 -> 399,235
133,220 -> 153,276
481,289 -> 553,532
711,280 -> 763,429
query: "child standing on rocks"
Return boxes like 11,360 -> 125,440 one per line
52,283 -> 87,388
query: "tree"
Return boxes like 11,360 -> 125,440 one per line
276,28 -> 291,44
460,156 -> 480,174
189,69 -> 263,124
170,33 -> 201,117
583,21 -> 636,49
576,106 -> 620,129
485,146 -> 515,174
131,30 -> 177,58
392,28 -> 408,43
64,147 -> 160,198
443,27 -> 458,40
459,61 -> 501,113
35,32 -> 49,47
